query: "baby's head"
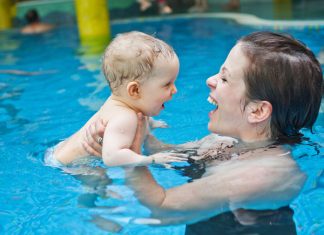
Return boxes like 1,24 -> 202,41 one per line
102,31 -> 179,116
103,31 -> 176,92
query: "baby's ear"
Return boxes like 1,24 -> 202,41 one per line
127,81 -> 140,98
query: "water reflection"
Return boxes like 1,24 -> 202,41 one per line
76,35 -> 110,111
0,81 -> 28,136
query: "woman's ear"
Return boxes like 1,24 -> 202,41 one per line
127,81 -> 140,98
247,101 -> 272,124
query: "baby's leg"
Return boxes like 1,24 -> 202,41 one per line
44,147 -> 116,207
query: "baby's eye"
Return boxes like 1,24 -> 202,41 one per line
164,82 -> 171,87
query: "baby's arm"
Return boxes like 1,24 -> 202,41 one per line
102,111 -> 149,166
102,112 -> 184,167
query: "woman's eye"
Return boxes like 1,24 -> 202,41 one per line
220,76 -> 227,82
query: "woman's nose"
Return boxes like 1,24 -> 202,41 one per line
206,75 -> 217,89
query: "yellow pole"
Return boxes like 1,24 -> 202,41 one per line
0,0 -> 13,30
75,0 -> 110,43
273,0 -> 292,20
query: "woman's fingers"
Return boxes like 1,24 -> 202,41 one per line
82,141 -> 101,157
88,123 -> 102,151
98,118 -> 107,137
130,113 -> 144,154
82,118 -> 107,156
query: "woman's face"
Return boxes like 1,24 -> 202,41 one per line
206,43 -> 251,139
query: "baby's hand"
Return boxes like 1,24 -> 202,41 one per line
149,117 -> 168,129
149,152 -> 187,165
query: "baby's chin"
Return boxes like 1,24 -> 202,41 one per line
147,111 -> 160,117
142,108 -> 162,117
139,111 -> 157,117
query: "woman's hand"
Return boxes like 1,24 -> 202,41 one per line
82,113 -> 145,156
130,113 -> 145,154
82,118 -> 107,157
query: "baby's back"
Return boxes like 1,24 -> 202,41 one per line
54,97 -> 145,164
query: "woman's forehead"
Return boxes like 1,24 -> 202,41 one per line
223,44 -> 249,79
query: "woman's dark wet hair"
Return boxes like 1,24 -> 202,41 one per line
25,9 -> 40,24
239,31 -> 323,140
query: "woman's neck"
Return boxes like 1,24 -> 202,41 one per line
230,138 -> 277,158
235,138 -> 275,150
238,126 -> 273,145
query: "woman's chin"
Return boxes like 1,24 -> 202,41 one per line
207,122 -> 217,133
208,122 -> 227,136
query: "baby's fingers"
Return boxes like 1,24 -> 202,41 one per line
166,156 -> 187,162
168,153 -> 189,159
152,120 -> 168,129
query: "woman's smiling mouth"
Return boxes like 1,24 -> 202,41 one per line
207,96 -> 218,108
207,96 -> 218,117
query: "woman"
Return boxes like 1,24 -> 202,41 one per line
64,32 -> 323,230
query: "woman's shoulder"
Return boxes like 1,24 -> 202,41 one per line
212,149 -> 304,210
240,145 -> 297,168
237,145 -> 302,179
207,144 -> 305,198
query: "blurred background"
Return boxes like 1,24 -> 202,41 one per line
3,0 -> 324,30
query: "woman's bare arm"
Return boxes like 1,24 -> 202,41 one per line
126,156 -> 305,224
125,113 -> 306,224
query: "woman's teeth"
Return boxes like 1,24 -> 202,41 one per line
207,96 -> 218,106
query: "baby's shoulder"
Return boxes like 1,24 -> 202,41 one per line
101,100 -> 137,117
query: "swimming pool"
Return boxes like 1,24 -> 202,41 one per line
0,16 -> 323,234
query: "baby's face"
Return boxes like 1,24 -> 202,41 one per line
137,55 -> 179,116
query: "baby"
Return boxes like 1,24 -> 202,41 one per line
52,31 -> 183,167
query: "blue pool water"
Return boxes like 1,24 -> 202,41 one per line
0,17 -> 323,234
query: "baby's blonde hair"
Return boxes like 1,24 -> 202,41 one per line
102,31 -> 176,93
